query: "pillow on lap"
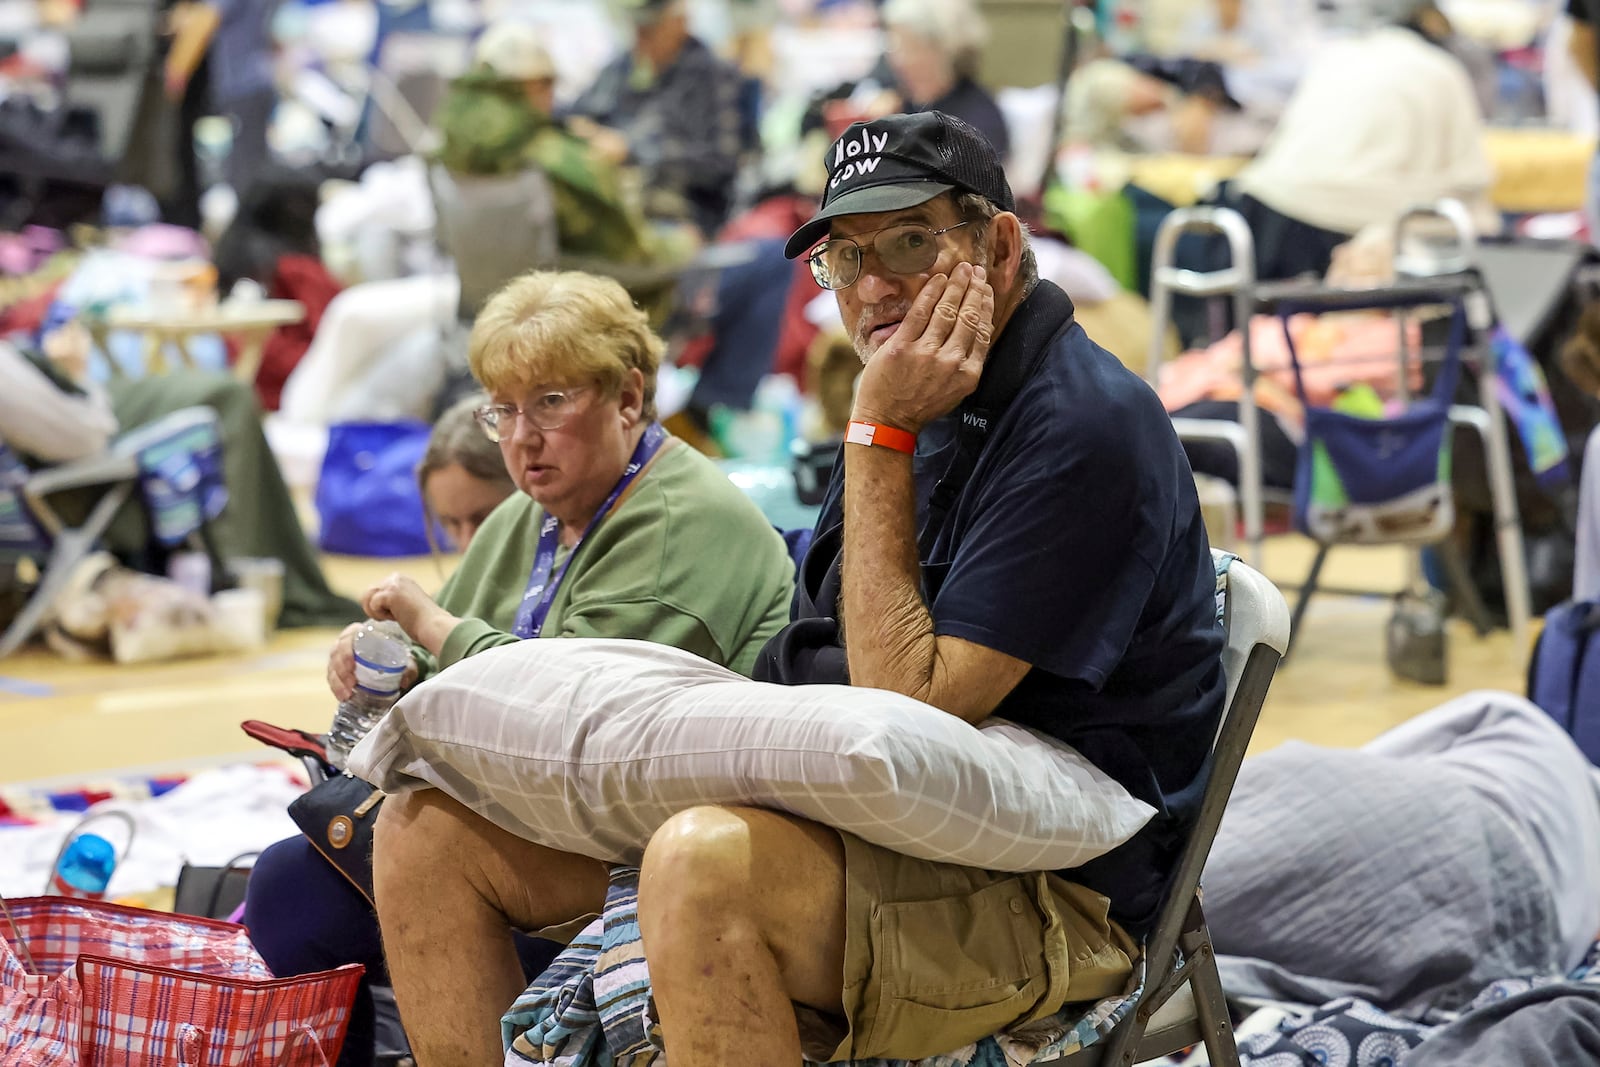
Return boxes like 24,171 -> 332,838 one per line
347,638 -> 1155,872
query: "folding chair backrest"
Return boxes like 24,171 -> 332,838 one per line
1045,552 -> 1287,1066
428,163 -> 560,321
1134,553 -> 1289,1028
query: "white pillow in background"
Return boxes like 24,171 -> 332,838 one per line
348,638 -> 1155,873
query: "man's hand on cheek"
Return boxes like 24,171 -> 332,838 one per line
853,262 -> 995,435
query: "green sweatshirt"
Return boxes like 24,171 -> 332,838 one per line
412,439 -> 795,681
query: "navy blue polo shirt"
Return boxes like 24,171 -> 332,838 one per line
780,280 -> 1225,937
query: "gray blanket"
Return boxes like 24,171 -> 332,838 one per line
1204,691 -> 1600,1017
1403,981 -> 1600,1067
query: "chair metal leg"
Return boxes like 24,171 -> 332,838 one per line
0,530 -> 96,658
1094,1002 -> 1148,1067
1186,945 -> 1241,1067
0,481 -> 135,659
1461,390 -> 1531,652
1433,536 -> 1493,636
1286,543 -> 1331,658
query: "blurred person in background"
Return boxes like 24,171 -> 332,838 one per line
163,0 -> 280,202
567,0 -> 746,236
435,21 -> 667,271
1171,0 -> 1493,344
416,393 -> 518,555
880,0 -> 1009,158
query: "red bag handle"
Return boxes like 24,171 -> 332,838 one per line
176,1023 -> 333,1067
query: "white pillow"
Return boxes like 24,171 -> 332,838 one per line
347,638 -> 1155,872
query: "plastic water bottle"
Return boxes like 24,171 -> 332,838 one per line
51,832 -> 118,900
325,620 -> 409,768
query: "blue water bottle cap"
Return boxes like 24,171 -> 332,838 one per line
58,832 -> 118,895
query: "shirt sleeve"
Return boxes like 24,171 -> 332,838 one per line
435,617 -> 521,672
929,410 -> 1171,688
557,597 -> 723,662
0,343 -> 117,463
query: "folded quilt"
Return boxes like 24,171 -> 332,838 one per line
503,867 -> 1144,1067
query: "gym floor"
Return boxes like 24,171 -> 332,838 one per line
0,537 -> 1532,786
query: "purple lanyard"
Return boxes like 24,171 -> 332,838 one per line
512,422 -> 667,640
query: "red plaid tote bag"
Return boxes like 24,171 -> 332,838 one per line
2,896 -> 362,1066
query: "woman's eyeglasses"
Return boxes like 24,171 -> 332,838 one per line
473,386 -> 591,442
806,221 -> 971,291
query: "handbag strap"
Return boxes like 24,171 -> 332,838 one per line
1275,297 -> 1467,414
0,893 -> 39,973
202,850 -> 260,921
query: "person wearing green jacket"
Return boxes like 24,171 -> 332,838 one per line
327,268 -> 794,696
434,22 -> 675,271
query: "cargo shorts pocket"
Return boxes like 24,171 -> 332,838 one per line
864,876 -> 1054,1060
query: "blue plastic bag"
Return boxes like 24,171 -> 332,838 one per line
315,421 -> 434,557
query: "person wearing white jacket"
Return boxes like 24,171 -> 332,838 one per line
1231,16 -> 1496,240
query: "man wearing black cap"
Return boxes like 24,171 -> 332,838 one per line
633,112 -> 1226,1063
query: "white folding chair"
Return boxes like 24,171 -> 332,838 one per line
1047,551 -> 1291,1066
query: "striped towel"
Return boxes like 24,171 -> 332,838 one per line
502,867 -> 1144,1067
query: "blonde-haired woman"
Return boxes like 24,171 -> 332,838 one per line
251,272 -> 796,1067
330,269 -> 795,694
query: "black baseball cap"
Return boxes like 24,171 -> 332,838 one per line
783,111 -> 1015,260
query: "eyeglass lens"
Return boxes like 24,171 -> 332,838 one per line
477,390 -> 584,441
810,226 -> 944,290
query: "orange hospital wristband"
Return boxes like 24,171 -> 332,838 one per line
845,419 -> 916,454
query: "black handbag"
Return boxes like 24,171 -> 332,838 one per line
243,719 -> 386,906
172,851 -> 259,920
287,773 -> 385,907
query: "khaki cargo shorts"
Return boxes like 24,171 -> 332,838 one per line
798,831 -> 1138,1062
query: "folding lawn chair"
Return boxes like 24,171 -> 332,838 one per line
1043,551 -> 1291,1067
0,406 -> 223,659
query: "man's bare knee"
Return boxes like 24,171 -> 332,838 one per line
640,806 -> 754,904
371,789 -> 486,899
639,806 -> 846,1011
